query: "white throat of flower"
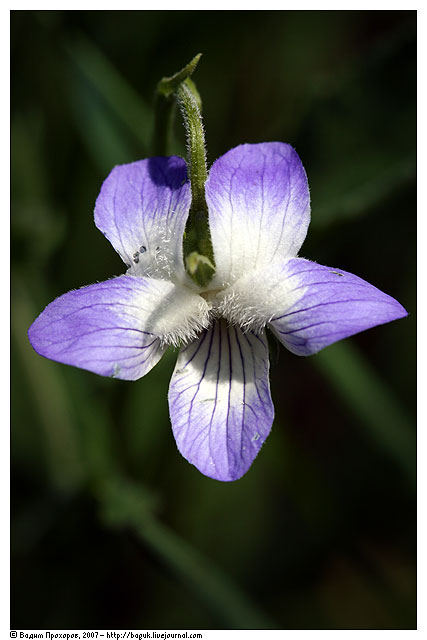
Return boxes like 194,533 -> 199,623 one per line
156,260 -> 302,347
214,264 -> 300,333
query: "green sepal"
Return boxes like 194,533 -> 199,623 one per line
182,206 -> 215,288
185,252 -> 215,288
157,54 -> 202,99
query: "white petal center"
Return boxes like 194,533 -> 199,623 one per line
133,279 -> 211,347
214,261 -> 303,333
143,260 -> 304,346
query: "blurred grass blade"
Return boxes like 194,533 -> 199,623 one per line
312,154 -> 415,229
140,518 -> 275,629
100,477 -> 276,629
68,70 -> 134,173
66,377 -> 122,490
12,276 -> 84,492
313,341 -> 415,485
64,34 -> 152,152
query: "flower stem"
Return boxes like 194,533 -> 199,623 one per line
153,54 -> 202,156
177,82 -> 208,215
177,80 -> 216,287
155,54 -> 215,288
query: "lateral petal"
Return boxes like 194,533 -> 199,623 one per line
94,156 -> 191,283
269,258 -> 408,356
168,319 -> 274,481
205,142 -> 310,287
28,276 -> 209,380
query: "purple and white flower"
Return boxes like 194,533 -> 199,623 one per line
28,143 -> 407,481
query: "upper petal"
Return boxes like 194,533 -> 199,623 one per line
94,156 -> 191,283
28,275 -> 210,380
269,258 -> 408,356
205,142 -> 310,287
168,319 -> 274,481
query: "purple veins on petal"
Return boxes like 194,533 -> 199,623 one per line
94,156 -> 191,281
205,142 -> 310,286
269,258 -> 408,356
168,319 -> 274,482
27,275 -> 174,380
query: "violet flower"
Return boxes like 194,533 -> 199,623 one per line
28,143 -> 407,481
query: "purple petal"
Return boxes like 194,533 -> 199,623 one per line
270,258 -> 408,356
168,320 -> 274,481
205,143 -> 310,286
94,156 -> 191,282
28,275 -> 176,380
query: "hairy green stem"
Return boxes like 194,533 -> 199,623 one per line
154,54 -> 215,287
177,82 -> 215,287
177,82 -> 208,216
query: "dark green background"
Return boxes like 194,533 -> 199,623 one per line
11,10 -> 416,630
